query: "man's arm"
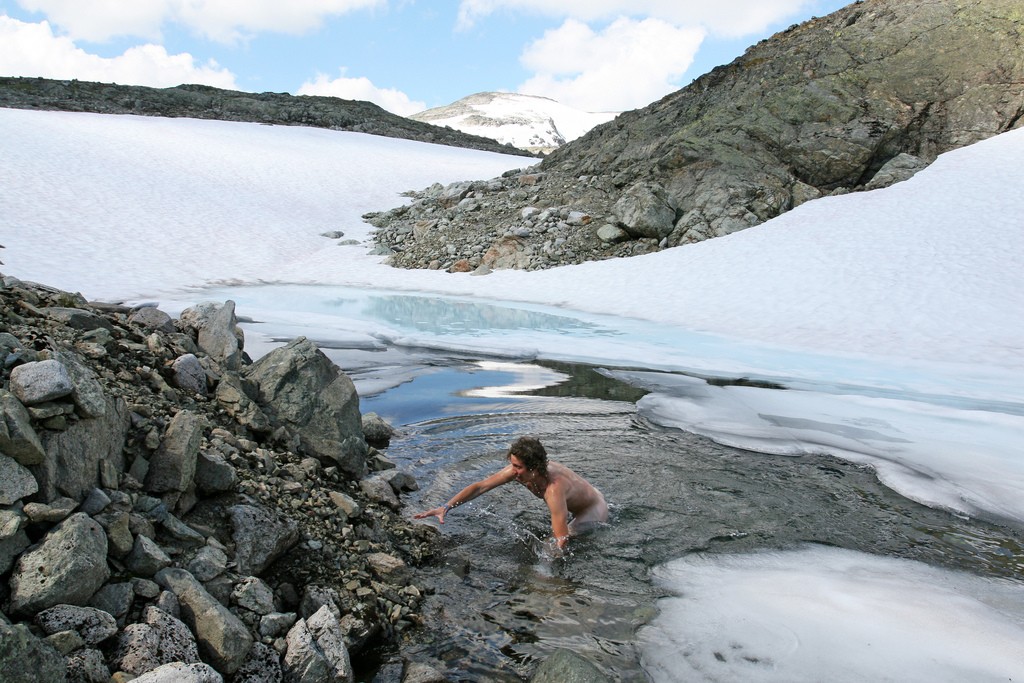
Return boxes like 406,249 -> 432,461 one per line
545,482 -> 571,549
414,465 -> 517,523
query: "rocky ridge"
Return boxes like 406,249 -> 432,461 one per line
0,77 -> 534,159
0,272 -> 442,682
368,0 -> 1024,272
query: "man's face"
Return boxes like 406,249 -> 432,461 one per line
509,454 -> 531,482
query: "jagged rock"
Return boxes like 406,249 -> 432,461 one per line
187,544 -> 229,582
379,469 -> 418,495
233,641 -> 283,683
145,410 -> 203,495
232,577 -> 276,616
259,612 -> 298,639
43,307 -> 114,332
0,507 -> 30,573
244,337 -> 367,477
79,487 -> 111,515
9,358 -> 73,405
110,605 -> 201,676
215,372 -> 272,432
299,586 -> 342,620
403,661 -> 447,683
0,452 -> 38,504
90,582 -> 135,626
54,348 -> 107,418
359,475 -> 400,509
613,182 -> 677,239
10,512 -> 110,616
33,395 -> 128,501
366,553 -> 408,583
327,491 -> 361,518
0,620 -> 67,683
0,388 -> 46,465
179,301 -> 244,371
66,647 -> 110,683
132,661 -> 224,683
229,504 -> 300,575
865,152 -> 929,190
172,354 -> 208,396
282,606 -> 354,683
155,567 -> 254,675
126,535 -> 173,576
23,496 -> 78,523
35,604 -> 118,646
530,649 -> 611,682
94,510 -> 133,558
195,450 -> 238,494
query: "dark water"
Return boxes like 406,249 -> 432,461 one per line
338,350 -> 1024,682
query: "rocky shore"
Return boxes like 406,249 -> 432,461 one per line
0,272 -> 445,682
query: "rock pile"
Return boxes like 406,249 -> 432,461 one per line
0,273 -> 436,682
368,0 -> 1024,272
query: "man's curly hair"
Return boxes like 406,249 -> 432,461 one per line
507,436 -> 548,477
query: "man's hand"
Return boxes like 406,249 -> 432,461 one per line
413,505 -> 449,523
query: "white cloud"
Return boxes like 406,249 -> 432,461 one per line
0,15 -> 238,88
13,0 -> 385,43
297,71 -> 426,117
517,17 -> 704,112
457,0 -> 817,37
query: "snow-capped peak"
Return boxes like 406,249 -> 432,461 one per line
410,92 -> 618,153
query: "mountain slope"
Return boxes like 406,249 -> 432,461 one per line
371,0 -> 1024,271
410,92 -> 617,153
0,77 -> 535,157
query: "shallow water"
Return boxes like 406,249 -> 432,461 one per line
344,352 -> 1024,682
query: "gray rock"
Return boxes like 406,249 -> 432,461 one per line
365,552 -> 408,582
132,662 -> 224,683
10,512 -> 110,616
0,620 -> 67,683
129,306 -> 176,333
188,543 -> 229,582
0,388 -> 46,465
403,661 -> 447,683
530,649 -> 611,683
233,641 -> 283,683
233,577 -> 276,615
215,372 -> 272,433
33,395 -> 128,501
145,409 -> 202,495
0,451 -> 38,504
79,486 -> 111,515
126,534 -> 173,576
359,475 -> 400,509
595,223 -> 630,244
380,469 -> 418,494
172,353 -> 209,396
865,152 -> 930,190
179,301 -> 244,371
94,509 -> 133,558
0,507 -> 30,573
195,450 -> 238,494
90,582 -> 135,625
245,337 -> 367,477
259,611 -> 298,639
613,182 -> 677,240
110,605 -> 201,676
42,307 -> 114,332
35,604 -> 118,645
23,496 -> 78,523
155,567 -> 254,675
229,503 -> 300,575
361,412 -> 394,445
54,348 -> 107,418
9,358 -> 74,404
327,491 -> 360,518
283,606 -> 353,683
66,647 -> 110,683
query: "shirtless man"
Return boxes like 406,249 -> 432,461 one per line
413,436 -> 608,549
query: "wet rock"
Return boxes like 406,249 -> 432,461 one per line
10,512 -> 110,616
530,649 -> 611,682
35,604 -> 118,646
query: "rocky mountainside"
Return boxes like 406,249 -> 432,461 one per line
410,92 -> 617,154
0,76 -> 534,158
370,0 -> 1024,272
0,272 -> 444,681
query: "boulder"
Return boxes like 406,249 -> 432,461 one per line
66,648 -> 110,683
126,535 -> 173,576
359,475 -> 400,509
155,567 -> 254,675
195,450 -> 238,494
0,388 -> 46,465
229,503 -> 300,575
132,662 -> 224,683
0,452 -> 38,504
129,306 -> 177,333
865,152 -> 930,190
0,507 -> 30,573
55,348 -> 107,418
90,582 -> 135,625
530,649 -> 611,683
233,641 -> 283,683
145,410 -> 203,495
178,301 -> 244,371
35,604 -> 118,646
361,412 -> 394,446
0,620 -> 66,683
283,605 -> 354,683
10,512 -> 110,616
172,353 -> 208,396
244,337 -> 367,477
9,358 -> 73,405
214,372 -> 271,433
613,182 -> 677,240
42,307 -> 114,332
110,605 -> 201,676
232,577 -> 276,616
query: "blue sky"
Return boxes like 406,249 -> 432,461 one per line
0,1 -> 849,115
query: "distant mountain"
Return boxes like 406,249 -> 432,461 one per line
410,92 -> 617,154
0,77 -> 535,158
372,0 -> 1024,272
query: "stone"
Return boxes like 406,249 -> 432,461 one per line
215,372 -> 272,433
595,223 -> 629,244
9,358 -> 74,404
195,450 -> 238,494
126,535 -> 173,576
66,647 -> 110,683
90,582 -> 136,625
359,475 -> 400,509
366,552 -> 408,582
0,388 -> 46,465
179,301 -> 244,371
361,412 -> 394,445
327,491 -> 360,518
23,496 -> 78,523
43,307 -> 114,332
282,606 -> 353,683
172,353 -> 208,396
94,510 -> 134,558
10,512 -> 110,616
613,182 -> 677,240
244,337 -> 367,477
232,641 -> 283,683
865,152 -> 930,190
403,661 -> 447,683
145,410 -> 203,494
530,649 -> 611,683
0,507 -> 30,573
110,605 -> 201,676
79,486 -> 111,515
0,620 -> 67,683
259,612 -> 298,639
229,503 -> 300,575
380,469 -> 418,494
0,451 -> 38,504
129,306 -> 176,333
233,577 -> 276,615
132,662 -> 224,683
155,567 -> 254,675
188,543 -> 229,582
35,604 -> 118,645
55,348 -> 108,418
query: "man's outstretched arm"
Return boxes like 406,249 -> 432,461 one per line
414,465 -> 516,523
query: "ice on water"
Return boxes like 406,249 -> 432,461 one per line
4,108 -> 1023,678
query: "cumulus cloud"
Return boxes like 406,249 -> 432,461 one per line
297,71 -> 426,117
517,17 -> 704,112
457,0 -> 817,37
13,0 -> 385,43
0,16 -> 238,88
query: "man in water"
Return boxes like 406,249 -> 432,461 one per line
413,436 -> 608,549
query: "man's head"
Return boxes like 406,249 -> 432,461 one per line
508,436 -> 548,476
